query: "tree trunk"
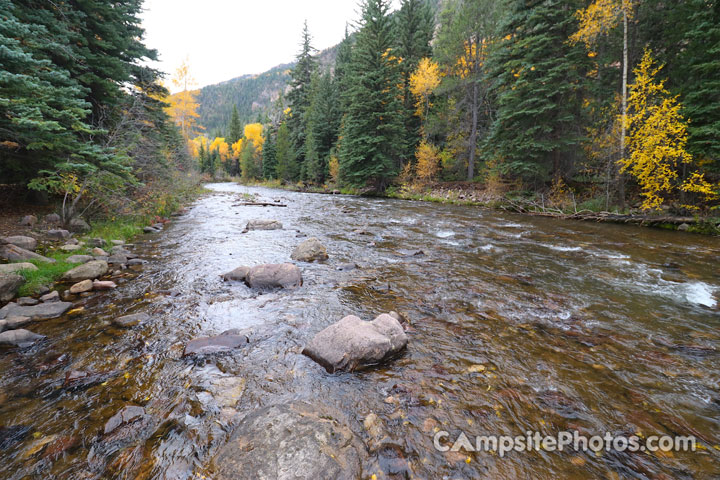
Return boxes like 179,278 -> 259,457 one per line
467,81 -> 478,181
617,6 -> 629,209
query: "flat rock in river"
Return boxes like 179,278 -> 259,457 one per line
104,406 -> 147,435
244,219 -> 282,231
244,263 -> 302,290
61,260 -> 108,282
183,334 -> 248,356
211,401 -> 364,480
0,301 -> 72,320
0,329 -> 45,347
112,312 -> 149,328
302,313 -> 408,373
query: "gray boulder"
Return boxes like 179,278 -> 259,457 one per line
66,255 -> 93,264
61,260 -> 108,282
244,219 -> 282,231
110,246 -> 131,255
221,266 -> 250,282
0,274 -> 24,303
0,263 -> 38,274
44,213 -> 61,225
16,297 -> 38,306
0,329 -> 44,347
0,301 -> 72,320
59,244 -> 82,252
107,254 -> 127,265
112,312 -> 149,328
0,244 -> 55,263
68,218 -> 90,232
211,402 -> 363,480
47,229 -> 70,240
291,237 -> 329,262
183,334 -> 248,356
127,258 -> 147,266
2,236 -> 37,251
40,291 -> 60,303
19,215 -> 37,227
302,313 -> 408,373
3,316 -> 31,330
245,263 -> 302,290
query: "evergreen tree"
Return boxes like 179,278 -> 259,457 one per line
227,105 -> 243,145
305,70 -> 341,184
396,0 -> 435,161
274,121 -> 297,182
334,26 -> 354,115
486,0 -> 590,184
339,0 -> 405,190
287,20 -> 317,180
262,125 -> 278,179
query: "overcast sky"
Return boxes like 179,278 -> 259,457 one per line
141,0 -> 401,92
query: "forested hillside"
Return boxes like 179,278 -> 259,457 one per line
193,0 -> 719,216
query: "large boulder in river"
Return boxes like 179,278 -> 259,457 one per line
244,219 -> 282,231
0,274 -> 24,303
0,263 -> 37,274
211,401 -> 364,480
0,244 -> 55,263
61,260 -> 108,282
2,236 -> 37,251
245,263 -> 302,290
302,313 -> 408,373
291,237 -> 328,262
0,329 -> 44,347
0,301 -> 72,320
221,266 -> 250,282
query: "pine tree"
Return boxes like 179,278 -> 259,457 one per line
274,122 -> 297,182
339,0 -> 405,190
335,26 -> 354,114
305,70 -> 341,184
486,0 -> 590,184
262,125 -> 278,179
228,105 -> 243,145
396,0 -> 435,161
287,20 -> 317,180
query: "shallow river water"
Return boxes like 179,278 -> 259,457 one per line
1,182 -> 719,479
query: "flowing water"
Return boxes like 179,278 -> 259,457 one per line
1,182 -> 719,479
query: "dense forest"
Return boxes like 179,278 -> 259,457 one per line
192,0 -> 719,214
0,0 -> 194,221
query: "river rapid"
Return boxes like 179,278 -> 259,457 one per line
0,182 -> 718,479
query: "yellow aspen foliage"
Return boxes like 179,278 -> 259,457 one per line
410,58 -> 441,119
328,155 -> 340,185
166,58 -> 202,139
209,137 -> 230,162
189,135 -> 208,158
243,123 -> 264,152
570,0 -> 633,47
415,141 -> 440,183
620,50 -> 699,210
231,139 -> 243,159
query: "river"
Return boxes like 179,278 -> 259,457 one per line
1,182 -> 718,479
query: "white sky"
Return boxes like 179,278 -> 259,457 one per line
141,0 -> 401,92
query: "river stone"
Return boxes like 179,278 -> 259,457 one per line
107,254 -> 127,265
59,244 -> 82,252
0,274 -> 24,303
678,223 -> 690,231
104,406 -> 147,435
143,226 -> 159,233
66,254 -> 93,264
211,402 -> 363,480
221,266 -> 250,282
183,334 -> 248,356
245,219 -> 282,231
291,237 -> 329,262
68,218 -> 90,232
127,258 -> 147,266
302,314 -> 408,373
0,301 -> 72,320
47,229 -> 70,240
69,279 -> 93,294
91,247 -> 108,256
0,263 -> 38,274
245,263 -> 302,290
110,246 -> 131,255
4,316 -> 31,329
65,238 -> 79,245
112,312 -> 149,328
87,238 -> 105,247
1,244 -> 55,263
40,291 -> 60,303
61,260 -> 108,282
93,280 -> 116,290
2,236 -> 37,251
336,263 -> 358,271
16,297 -> 38,306
0,329 -> 44,347
19,215 -> 37,227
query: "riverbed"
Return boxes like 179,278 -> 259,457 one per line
1,182 -> 718,479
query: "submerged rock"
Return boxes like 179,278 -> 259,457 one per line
104,406 -> 147,435
211,402 -> 363,480
245,263 -> 302,290
0,274 -> 24,303
0,262 -> 37,274
183,334 -> 248,356
291,237 -> 329,262
302,313 -> 408,373
0,301 -> 72,320
1,244 -> 55,263
221,266 -> 250,282
61,260 -> 108,282
244,219 -> 282,231
0,329 -> 44,347
112,312 -> 149,328
2,235 -> 37,251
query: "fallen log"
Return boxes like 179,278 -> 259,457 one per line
232,202 -> 287,207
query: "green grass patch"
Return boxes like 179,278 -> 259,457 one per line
85,217 -> 147,246
17,250 -> 83,296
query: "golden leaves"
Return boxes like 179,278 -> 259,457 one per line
410,58 -> 441,119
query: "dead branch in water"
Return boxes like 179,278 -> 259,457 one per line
232,202 -> 288,207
